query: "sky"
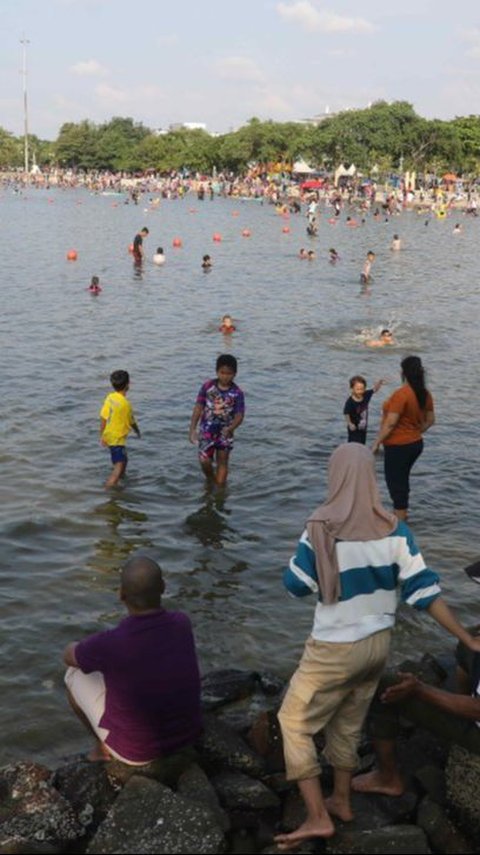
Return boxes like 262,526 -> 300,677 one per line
1,0 -> 480,140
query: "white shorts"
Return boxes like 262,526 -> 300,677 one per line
65,667 -> 147,765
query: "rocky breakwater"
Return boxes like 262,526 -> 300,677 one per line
0,658 -> 479,854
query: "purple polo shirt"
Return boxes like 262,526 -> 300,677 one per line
75,609 -> 202,763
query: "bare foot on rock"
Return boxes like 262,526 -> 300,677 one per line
351,770 -> 404,796
274,817 -> 335,851
325,795 -> 354,821
87,741 -> 112,762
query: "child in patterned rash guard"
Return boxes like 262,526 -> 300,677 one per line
189,354 -> 245,485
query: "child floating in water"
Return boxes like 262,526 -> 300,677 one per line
360,251 -> 376,284
88,276 -> 102,294
219,314 -> 236,334
366,328 -> 395,348
202,254 -> 212,270
299,248 -> 308,259
153,246 -> 166,265
452,223 -> 463,234
329,248 -> 339,263
343,375 -> 385,444
307,250 -> 316,260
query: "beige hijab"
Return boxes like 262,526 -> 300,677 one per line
306,444 -> 398,604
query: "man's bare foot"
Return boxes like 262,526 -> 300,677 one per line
324,796 -> 354,821
274,816 -> 335,851
87,741 -> 112,762
351,770 -> 404,796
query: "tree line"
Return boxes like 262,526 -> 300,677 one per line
1,101 -> 480,176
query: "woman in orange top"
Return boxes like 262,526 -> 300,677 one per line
372,356 -> 435,520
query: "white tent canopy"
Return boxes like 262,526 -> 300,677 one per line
292,158 -> 315,174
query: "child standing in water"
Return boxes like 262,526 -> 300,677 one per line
343,375 -> 385,444
219,315 -> 236,334
361,251 -> 376,283
88,276 -> 102,294
189,354 -> 245,486
100,370 -> 141,488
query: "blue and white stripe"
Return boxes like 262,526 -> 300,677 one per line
284,521 -> 441,642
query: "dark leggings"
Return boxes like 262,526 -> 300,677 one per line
383,439 -> 423,510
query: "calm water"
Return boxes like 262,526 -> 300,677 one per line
1,187 -> 479,765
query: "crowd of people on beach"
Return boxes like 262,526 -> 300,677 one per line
38,181 -> 480,850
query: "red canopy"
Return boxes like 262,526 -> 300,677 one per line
301,179 -> 325,189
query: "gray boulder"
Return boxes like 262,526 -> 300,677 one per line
446,744 -> 480,847
53,758 -> 117,834
87,774 -> 225,854
327,824 -> 431,854
417,795 -> 474,854
0,762 -> 82,850
197,714 -> 266,778
201,669 -> 259,711
177,763 -> 230,832
211,770 -> 280,813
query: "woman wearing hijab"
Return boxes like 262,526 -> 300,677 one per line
372,355 -> 435,521
274,444 -> 480,850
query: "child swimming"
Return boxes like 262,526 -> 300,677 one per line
88,276 -> 102,294
366,328 -> 395,348
219,314 -> 236,334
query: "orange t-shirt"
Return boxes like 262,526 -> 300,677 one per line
382,385 -> 434,446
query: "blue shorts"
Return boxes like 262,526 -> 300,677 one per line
109,446 -> 127,465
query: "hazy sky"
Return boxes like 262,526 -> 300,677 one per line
2,0 -> 480,139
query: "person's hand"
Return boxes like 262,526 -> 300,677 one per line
371,441 -> 380,454
100,437 -> 107,447
465,634 -> 480,653
348,423 -> 356,432
380,672 -> 419,704
189,429 -> 198,445
222,425 -> 232,438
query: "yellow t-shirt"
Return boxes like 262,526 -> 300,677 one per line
100,392 -> 135,446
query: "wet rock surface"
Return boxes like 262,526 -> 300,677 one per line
4,662 -> 480,853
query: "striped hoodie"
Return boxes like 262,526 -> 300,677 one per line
284,521 -> 441,643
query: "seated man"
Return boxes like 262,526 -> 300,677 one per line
353,640 -> 480,796
64,555 -> 203,767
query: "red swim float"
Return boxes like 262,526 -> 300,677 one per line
66,249 -> 78,261
172,237 -> 183,247
213,233 -> 222,242
242,229 -> 251,237
282,226 -> 290,234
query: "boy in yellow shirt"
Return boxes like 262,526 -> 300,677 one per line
100,370 -> 141,488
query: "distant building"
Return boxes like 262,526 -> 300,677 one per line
169,122 -> 208,132
298,106 -> 339,126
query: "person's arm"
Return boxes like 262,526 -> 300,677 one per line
222,412 -> 244,437
422,410 -> 435,433
63,642 -> 79,668
381,672 -> 480,720
131,420 -> 141,438
372,412 -> 400,453
372,378 -> 386,394
426,597 -> 480,652
189,403 -> 203,444
99,418 -> 107,446
344,414 -> 356,431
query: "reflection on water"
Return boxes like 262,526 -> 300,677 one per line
1,188 -> 480,763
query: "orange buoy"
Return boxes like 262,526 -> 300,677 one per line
172,237 -> 183,248
242,229 -> 251,237
128,244 -> 134,253
213,233 -> 222,242
66,249 -> 78,261
282,226 -> 290,234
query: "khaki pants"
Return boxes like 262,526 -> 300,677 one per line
278,629 -> 391,779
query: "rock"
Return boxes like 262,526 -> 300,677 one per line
256,673 -> 286,697
0,842 -> 61,854
446,744 -> 480,847
0,762 -> 82,850
177,763 -> 230,832
87,775 -> 225,854
104,746 -> 197,789
413,764 -> 446,805
211,770 -> 280,813
201,669 -> 259,710
52,759 -> 117,834
417,795 -> 474,854
197,714 -> 266,778
327,824 -> 431,854
246,711 -> 285,773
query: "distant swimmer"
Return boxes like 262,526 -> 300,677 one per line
299,248 -> 308,259
202,254 -> 212,270
307,249 -> 316,260
219,314 -> 236,334
329,247 -> 339,264
132,227 -> 149,264
366,328 -> 395,348
390,234 -> 402,251
88,275 -> 102,294
452,223 -> 463,234
360,251 -> 376,284
153,246 -> 166,265
306,221 -> 318,237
